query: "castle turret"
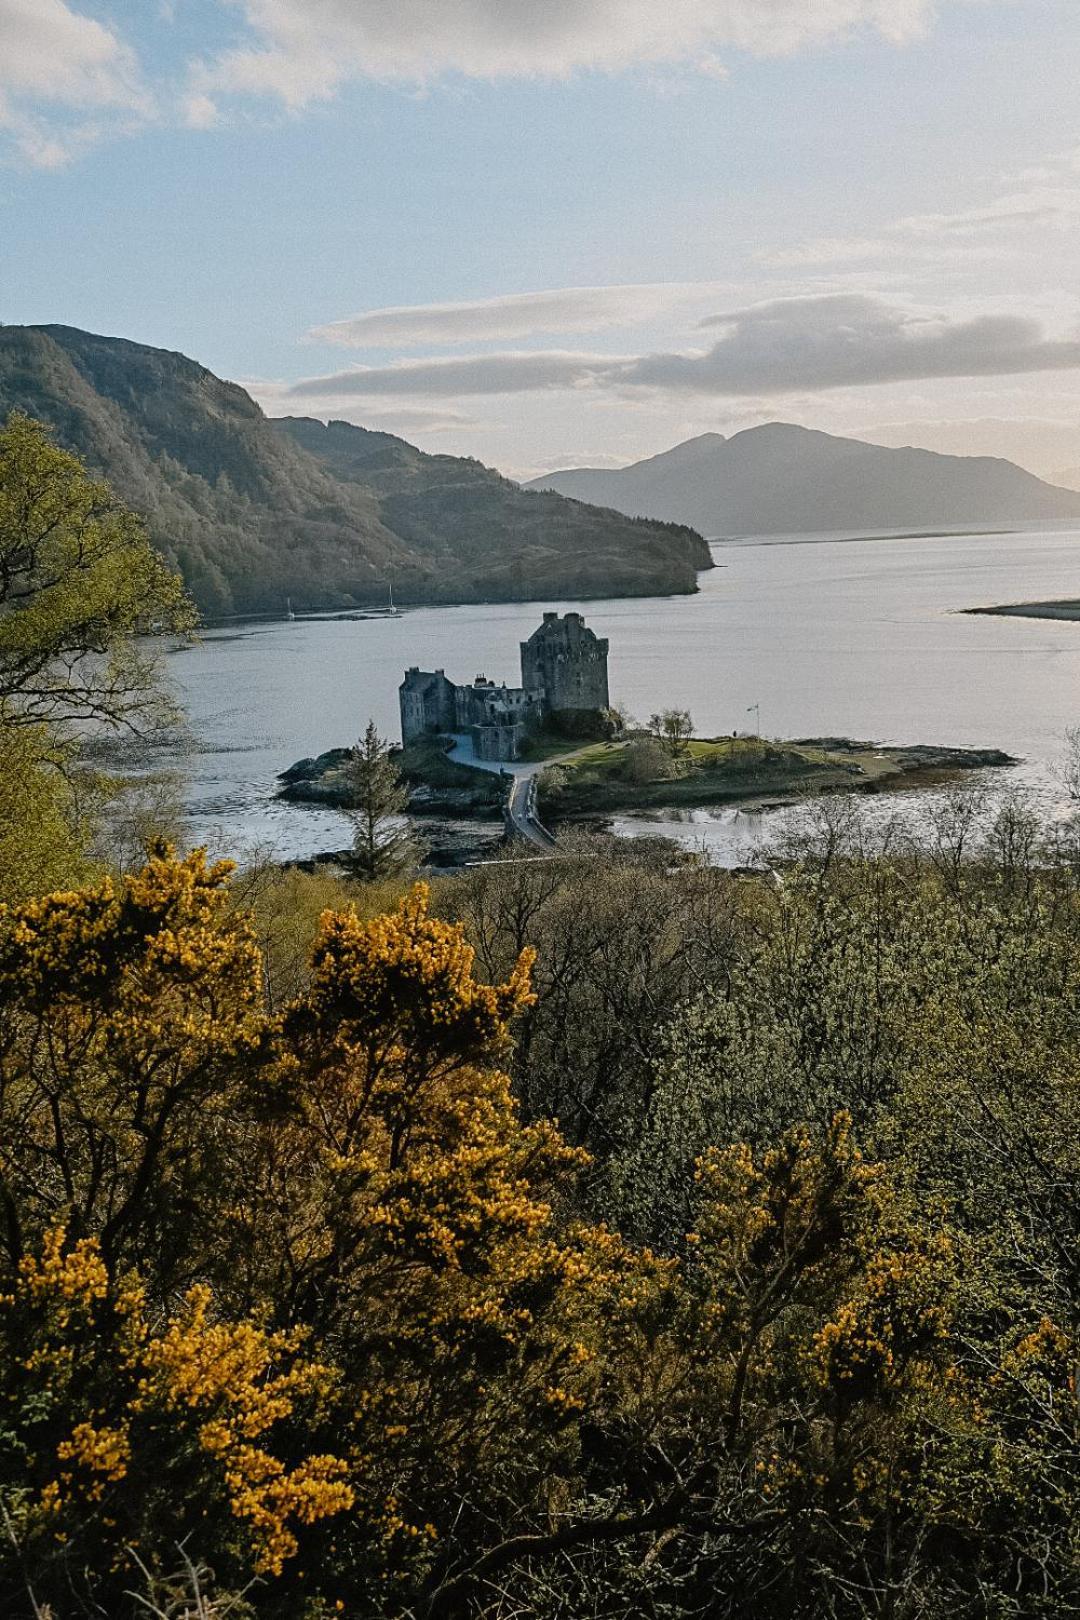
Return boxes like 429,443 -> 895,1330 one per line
520,611 -> 609,715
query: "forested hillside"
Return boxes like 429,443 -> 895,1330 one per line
0,325 -> 709,615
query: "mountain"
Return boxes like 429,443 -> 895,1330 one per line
0,325 -> 710,616
1053,467 -> 1080,493
526,423 -> 1080,536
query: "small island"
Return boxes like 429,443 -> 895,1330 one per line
279,610 -> 1017,861
281,731 -> 1015,829
531,734 -> 1016,822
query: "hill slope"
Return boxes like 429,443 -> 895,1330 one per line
527,423 -> 1080,536
273,415 -> 711,604
0,325 -> 710,615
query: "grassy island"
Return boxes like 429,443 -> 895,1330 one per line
536,734 -> 1016,820
280,733 -> 1017,830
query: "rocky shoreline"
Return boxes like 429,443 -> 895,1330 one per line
277,737 -> 1018,871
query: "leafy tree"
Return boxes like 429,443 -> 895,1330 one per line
0,412 -> 194,731
0,413 -> 195,898
348,718 -> 423,880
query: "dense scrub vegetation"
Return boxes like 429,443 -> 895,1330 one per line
0,810 -> 1079,1617
0,327 -> 709,616
1,422 -> 1078,1617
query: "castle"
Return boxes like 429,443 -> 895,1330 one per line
400,611 -> 610,762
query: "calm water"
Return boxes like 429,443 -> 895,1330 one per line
165,525 -> 1080,864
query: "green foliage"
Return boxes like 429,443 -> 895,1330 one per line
0,726 -> 91,904
348,719 -> 425,881
0,413 -> 195,900
0,412 -> 194,731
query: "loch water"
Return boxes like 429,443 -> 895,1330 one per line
165,525 -> 1080,865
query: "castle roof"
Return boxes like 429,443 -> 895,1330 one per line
524,610 -> 591,643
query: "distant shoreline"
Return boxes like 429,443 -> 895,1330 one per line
965,599 -> 1080,623
714,527 -> 1018,547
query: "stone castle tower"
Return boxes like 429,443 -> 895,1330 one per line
520,611 -> 609,715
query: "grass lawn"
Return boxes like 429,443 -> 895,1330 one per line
556,735 -> 811,777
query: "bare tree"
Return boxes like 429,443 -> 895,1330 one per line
647,707 -> 695,757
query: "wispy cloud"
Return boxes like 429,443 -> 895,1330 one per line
0,0 -> 151,167
283,294 -> 1080,403
309,284 -> 729,349
186,0 -> 937,120
759,149 -> 1080,267
288,350 -> 625,398
642,294 -> 1080,393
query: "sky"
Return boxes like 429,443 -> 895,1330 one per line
2,0 -> 1080,480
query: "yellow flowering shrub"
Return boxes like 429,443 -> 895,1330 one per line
0,847 -> 265,1291
683,1114 -> 960,1541
1,1226 -> 352,1589
141,1283 -> 351,1574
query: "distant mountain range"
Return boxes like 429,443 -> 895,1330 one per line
527,423 -> 1080,536
0,325 -> 710,616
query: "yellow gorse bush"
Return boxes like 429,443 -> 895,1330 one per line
2,1225 -> 352,1575
0,852 -> 995,1617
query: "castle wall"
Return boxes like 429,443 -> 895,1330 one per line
520,611 -> 609,713
399,668 -> 457,744
400,615 -> 608,761
471,722 -> 528,761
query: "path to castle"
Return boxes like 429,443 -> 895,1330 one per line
447,735 -> 557,851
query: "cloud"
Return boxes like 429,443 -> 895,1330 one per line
287,349 -> 625,398
188,0 -> 936,116
0,0 -> 150,166
283,294 -> 1080,403
760,149 -> 1080,267
637,294 -> 1080,393
309,284 -> 719,348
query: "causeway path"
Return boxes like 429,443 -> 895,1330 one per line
447,734 -> 557,851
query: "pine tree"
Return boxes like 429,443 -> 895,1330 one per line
348,719 -> 423,880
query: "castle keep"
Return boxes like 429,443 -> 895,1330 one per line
400,611 -> 610,762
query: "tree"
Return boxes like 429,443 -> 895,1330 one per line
647,707 -> 695,756
0,414 -> 195,896
348,718 -> 423,880
536,762 -> 569,802
623,734 -> 679,783
0,412 -> 194,732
